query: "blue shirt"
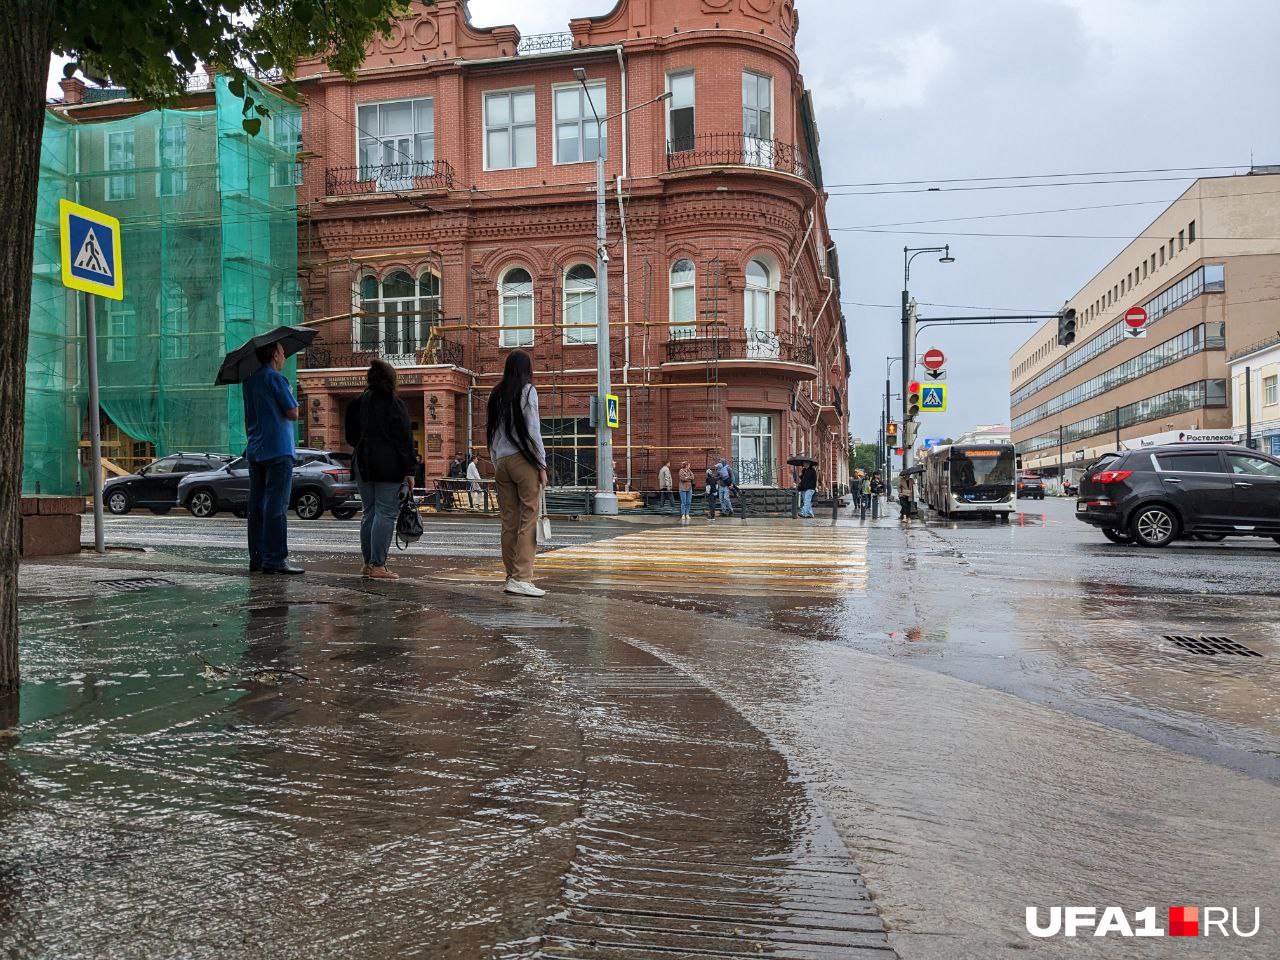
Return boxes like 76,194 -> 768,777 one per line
242,364 -> 297,462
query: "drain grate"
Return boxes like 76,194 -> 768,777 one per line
96,577 -> 176,592
1164,635 -> 1261,657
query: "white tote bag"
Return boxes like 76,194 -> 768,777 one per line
536,489 -> 552,545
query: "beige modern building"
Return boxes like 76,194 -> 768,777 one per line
1010,169 -> 1280,474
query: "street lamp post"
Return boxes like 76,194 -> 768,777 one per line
574,67 -> 670,514
901,245 -> 954,475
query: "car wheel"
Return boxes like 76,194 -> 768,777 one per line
1193,532 -> 1226,542
1102,527 -> 1132,544
331,507 -> 357,520
105,489 -> 131,515
1131,505 -> 1178,548
186,489 -> 217,518
294,491 -> 323,520
148,506 -> 171,515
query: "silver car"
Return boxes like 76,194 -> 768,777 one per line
176,449 -> 360,520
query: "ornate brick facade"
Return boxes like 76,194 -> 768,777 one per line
294,0 -> 849,491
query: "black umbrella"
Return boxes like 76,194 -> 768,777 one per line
215,325 -> 318,385
787,453 -> 819,466
901,464 -> 924,476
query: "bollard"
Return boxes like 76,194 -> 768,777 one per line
871,494 -> 879,519
860,498 -> 868,521
791,489 -> 799,519
831,490 -> 839,523
741,491 -> 749,524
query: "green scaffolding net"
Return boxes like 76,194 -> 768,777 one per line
22,77 -> 301,494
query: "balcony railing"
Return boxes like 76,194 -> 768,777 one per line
666,133 -> 814,185
300,336 -> 464,371
325,160 -> 455,197
517,32 -> 575,54
664,327 -> 816,367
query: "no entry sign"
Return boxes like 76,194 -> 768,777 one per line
921,348 -> 945,371
1124,306 -> 1147,328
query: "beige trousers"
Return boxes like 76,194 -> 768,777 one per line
495,453 -> 540,582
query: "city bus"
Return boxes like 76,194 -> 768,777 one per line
921,442 -> 1017,521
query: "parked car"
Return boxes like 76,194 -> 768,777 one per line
1076,443 -> 1280,547
102,453 -> 232,515
1016,472 -> 1045,500
177,449 -> 360,520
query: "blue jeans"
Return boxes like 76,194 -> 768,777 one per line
718,485 -> 733,514
248,456 -> 293,570
800,489 -> 815,517
358,480 -> 402,567
679,489 -> 693,517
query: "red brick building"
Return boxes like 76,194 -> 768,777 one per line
293,0 -> 849,492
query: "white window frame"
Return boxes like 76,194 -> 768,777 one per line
731,413 -> 776,487
269,112 -> 304,187
499,267 -> 535,348
273,277 -> 303,330
669,259 -> 696,340
155,124 -> 186,197
356,97 -> 436,191
106,130 -> 136,201
742,70 -> 773,167
160,287 -> 188,360
562,263 -> 598,345
553,81 -> 606,165
354,268 -> 442,361
105,301 -> 137,362
744,257 -> 779,358
666,70 -> 695,153
483,88 -> 537,172
1265,374 -> 1278,407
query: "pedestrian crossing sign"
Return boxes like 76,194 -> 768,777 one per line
60,199 -> 123,299
920,384 -> 947,412
605,393 -> 620,428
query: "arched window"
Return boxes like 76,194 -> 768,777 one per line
355,268 -> 441,358
160,286 -> 188,360
563,264 -> 597,345
500,267 -> 534,347
744,257 -> 778,358
669,259 -> 696,340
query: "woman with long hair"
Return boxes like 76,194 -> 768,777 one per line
486,349 -> 548,597
345,358 -> 416,580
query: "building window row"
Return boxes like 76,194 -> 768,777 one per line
1016,379 -> 1227,454
1012,264 -> 1223,407
1012,323 -> 1223,432
1013,218 -> 1199,383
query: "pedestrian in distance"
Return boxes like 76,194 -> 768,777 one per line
871,471 -> 884,502
716,458 -> 734,516
657,459 -> 673,512
677,460 -> 695,523
897,471 -> 915,521
465,453 -> 483,510
345,359 -> 416,581
861,473 -> 873,509
704,466 -> 719,520
487,350 -> 549,598
797,460 -> 818,517
242,341 -> 302,575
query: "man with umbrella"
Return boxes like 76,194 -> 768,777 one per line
220,327 -> 314,575
789,454 -> 819,518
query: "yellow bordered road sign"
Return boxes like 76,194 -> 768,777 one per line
920,383 -> 947,412
605,393 -> 620,428
60,199 -> 123,300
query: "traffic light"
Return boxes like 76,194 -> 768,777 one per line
907,382 -> 922,418
1056,308 -> 1077,346
903,421 -> 918,447
886,421 -> 898,440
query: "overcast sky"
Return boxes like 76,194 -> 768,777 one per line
465,0 -> 1280,442
50,0 -> 1280,441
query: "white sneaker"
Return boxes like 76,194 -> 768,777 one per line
505,579 -> 546,597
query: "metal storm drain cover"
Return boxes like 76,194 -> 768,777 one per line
96,577 -> 176,592
1163,635 -> 1261,657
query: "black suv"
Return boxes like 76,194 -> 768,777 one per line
1076,444 -> 1280,547
102,453 -> 232,515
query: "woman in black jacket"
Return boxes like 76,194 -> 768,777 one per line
344,359 -> 416,580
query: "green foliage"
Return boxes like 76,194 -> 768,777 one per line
848,442 -> 879,475
52,0 -> 423,131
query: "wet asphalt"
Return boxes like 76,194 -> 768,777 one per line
5,503 -> 1278,958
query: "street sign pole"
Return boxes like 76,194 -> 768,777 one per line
84,294 -> 105,554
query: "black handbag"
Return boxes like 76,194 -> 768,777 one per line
395,483 -> 423,549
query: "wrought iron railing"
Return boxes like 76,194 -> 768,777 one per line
300,336 -> 464,370
666,132 -> 814,185
733,458 -> 777,487
325,160 -> 455,197
517,32 -> 575,54
664,328 -> 816,366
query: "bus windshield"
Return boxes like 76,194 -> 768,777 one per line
950,449 -> 1014,489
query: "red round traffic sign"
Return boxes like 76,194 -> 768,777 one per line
1124,306 -> 1147,328
921,348 -> 945,371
